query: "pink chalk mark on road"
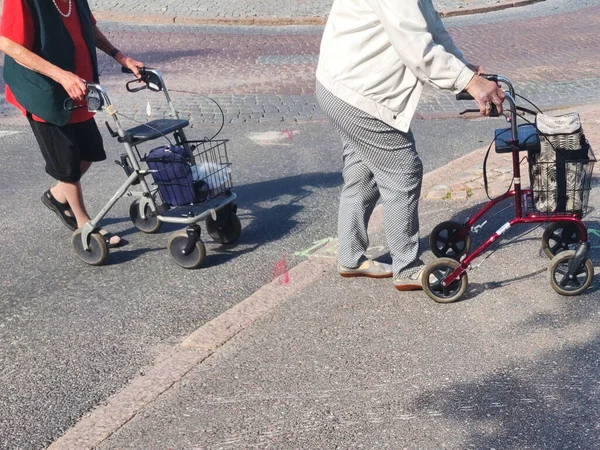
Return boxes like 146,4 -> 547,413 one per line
282,130 -> 294,141
273,256 -> 291,284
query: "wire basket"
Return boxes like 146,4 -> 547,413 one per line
189,139 -> 233,202
144,140 -> 232,207
529,144 -> 595,215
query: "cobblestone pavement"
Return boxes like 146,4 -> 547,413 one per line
1,1 -> 599,127
85,0 -> 525,21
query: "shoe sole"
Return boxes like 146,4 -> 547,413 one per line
339,272 -> 393,279
394,283 -> 423,291
41,193 -> 77,231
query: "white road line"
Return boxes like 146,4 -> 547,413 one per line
0,131 -> 21,138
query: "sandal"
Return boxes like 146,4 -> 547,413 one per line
41,189 -> 77,231
393,266 -> 425,291
339,259 -> 393,278
99,230 -> 128,249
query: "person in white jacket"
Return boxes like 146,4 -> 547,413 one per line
316,0 -> 504,290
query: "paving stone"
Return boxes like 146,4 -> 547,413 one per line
451,190 -> 469,200
427,189 -> 450,200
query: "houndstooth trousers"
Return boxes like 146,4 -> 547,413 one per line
316,81 -> 423,278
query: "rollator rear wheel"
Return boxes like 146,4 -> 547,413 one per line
429,220 -> 471,260
423,258 -> 468,303
168,230 -> 206,269
206,212 -> 241,245
129,199 -> 162,234
72,230 -> 108,266
548,250 -> 594,296
542,222 -> 582,259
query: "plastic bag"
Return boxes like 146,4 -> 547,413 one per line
191,162 -> 231,190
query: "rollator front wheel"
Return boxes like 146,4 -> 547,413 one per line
548,250 -> 594,296
72,230 -> 108,266
429,221 -> 471,260
168,229 -> 206,269
206,212 -> 242,245
129,199 -> 162,234
423,258 -> 468,303
542,222 -> 582,259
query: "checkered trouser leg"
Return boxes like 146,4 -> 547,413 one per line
316,82 -> 423,278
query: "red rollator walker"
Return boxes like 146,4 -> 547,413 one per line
423,75 -> 596,303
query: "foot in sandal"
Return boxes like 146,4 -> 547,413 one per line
339,259 -> 393,278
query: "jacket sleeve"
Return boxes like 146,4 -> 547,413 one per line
367,0 -> 474,93
430,8 -> 469,65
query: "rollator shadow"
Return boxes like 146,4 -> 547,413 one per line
103,171 -> 341,267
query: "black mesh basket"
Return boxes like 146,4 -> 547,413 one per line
529,143 -> 595,215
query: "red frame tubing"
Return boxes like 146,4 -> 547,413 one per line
441,143 -> 587,289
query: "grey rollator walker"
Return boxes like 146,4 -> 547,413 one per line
69,67 -> 240,269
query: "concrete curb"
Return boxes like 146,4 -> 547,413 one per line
48,249 -> 337,450
92,0 -> 546,26
438,0 -> 545,18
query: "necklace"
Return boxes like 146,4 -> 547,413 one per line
52,0 -> 72,18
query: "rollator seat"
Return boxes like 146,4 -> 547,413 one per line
119,118 -> 190,144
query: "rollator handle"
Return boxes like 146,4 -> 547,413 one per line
456,92 -> 500,117
121,66 -> 148,76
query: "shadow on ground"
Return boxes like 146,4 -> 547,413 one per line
100,171 -> 342,266
406,324 -> 600,447
425,193 -> 600,301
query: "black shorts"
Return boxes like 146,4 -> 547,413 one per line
27,115 -> 106,183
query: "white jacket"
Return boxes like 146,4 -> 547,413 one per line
316,0 -> 475,132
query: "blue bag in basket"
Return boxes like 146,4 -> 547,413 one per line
146,145 -> 196,206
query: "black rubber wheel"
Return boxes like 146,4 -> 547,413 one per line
548,250 -> 594,296
423,258 -> 469,303
206,213 -> 242,245
129,199 -> 162,234
429,220 -> 471,260
72,229 -> 108,266
542,222 -> 582,259
168,230 -> 206,269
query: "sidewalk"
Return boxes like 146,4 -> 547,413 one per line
86,0 -> 545,24
49,107 -> 600,449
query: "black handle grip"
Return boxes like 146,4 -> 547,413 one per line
121,66 -> 147,75
456,92 -> 474,101
481,73 -> 498,83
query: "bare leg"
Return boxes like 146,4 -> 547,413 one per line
49,161 -> 93,226
51,181 -> 90,228
49,161 -> 121,245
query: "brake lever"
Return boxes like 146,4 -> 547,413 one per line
63,98 -> 87,111
459,108 -> 481,115
126,78 -> 148,93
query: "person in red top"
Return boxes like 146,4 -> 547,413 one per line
0,0 -> 143,247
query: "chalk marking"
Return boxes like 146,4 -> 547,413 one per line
294,237 -> 334,257
248,130 -> 298,146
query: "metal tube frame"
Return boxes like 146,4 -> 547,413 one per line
77,72 -> 234,250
